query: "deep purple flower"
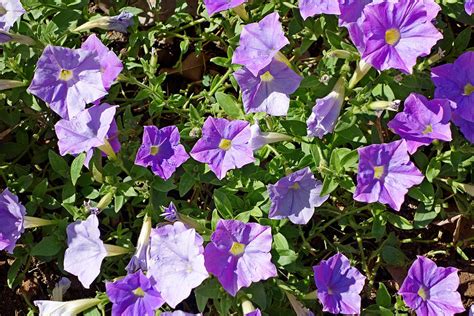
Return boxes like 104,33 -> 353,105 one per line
466,0 -> 474,15
359,0 -> 442,73
147,222 -> 208,308
234,58 -> 302,116
245,310 -> 261,316
0,0 -> 25,31
64,215 -> 107,288
0,188 -> 25,253
27,45 -> 107,119
0,30 -> 10,42
388,93 -> 453,154
299,0 -> 341,20
106,270 -> 164,316
399,256 -> 465,316
354,140 -> 424,211
204,0 -> 247,15
232,13 -> 289,76
54,104 -> 119,166
204,219 -> 277,296
313,253 -> 366,314
81,34 -> 123,91
307,77 -> 345,138
268,167 -> 329,225
162,202 -> 178,222
431,51 -> 474,143
190,117 -> 255,180
134,125 -> 189,180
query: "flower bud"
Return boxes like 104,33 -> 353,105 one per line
34,298 -> 101,316
73,12 -> 133,33
249,123 -> 293,151
349,60 -> 372,89
0,79 -> 26,91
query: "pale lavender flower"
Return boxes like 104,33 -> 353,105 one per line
54,104 -> 119,165
232,13 -> 289,76
134,125 -> 189,180
268,167 -> 329,225
27,45 -> 107,119
204,0 -> 247,15
399,256 -> 465,316
190,117 -> 255,180
81,34 -> 123,90
126,215 -> 152,274
0,188 -> 25,253
64,215 -> 107,288
147,222 -> 209,308
307,77 -> 345,138
387,93 -> 453,154
233,58 -> 302,116
0,0 -> 25,31
299,0 -> 341,20
106,270 -> 164,316
313,253 -> 366,314
354,140 -> 424,211
204,219 -> 277,296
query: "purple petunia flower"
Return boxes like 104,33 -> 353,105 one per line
398,256 -> 465,316
466,0 -> 474,15
232,12 -> 290,76
147,222 -> 209,308
81,34 -> 123,91
245,310 -> 261,316
134,125 -> 189,180
431,51 -> 474,143
161,202 -> 178,222
469,305 -> 474,316
204,219 -> 277,296
190,117 -> 255,180
204,0 -> 247,16
268,167 -> 329,225
126,215 -> 152,274
0,188 -> 25,253
108,11 -> 134,33
307,77 -> 345,138
64,215 -> 107,288
27,45 -> 107,119
106,270 -> 164,316
161,312 -> 202,316
234,58 -> 302,116
358,0 -> 442,74
0,0 -> 25,31
354,140 -> 424,211
313,253 -> 366,314
34,298 -> 101,316
299,0 -> 341,20
54,104 -> 120,166
388,93 -> 453,154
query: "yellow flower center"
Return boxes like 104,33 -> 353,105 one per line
260,71 -> 274,82
229,242 -> 246,256
150,145 -> 160,156
373,166 -> 385,179
219,138 -> 232,151
422,124 -> 433,135
417,286 -> 429,301
133,287 -> 145,297
385,28 -> 401,46
327,287 -> 333,295
0,5 -> 6,15
464,83 -> 474,96
59,69 -> 73,81
290,182 -> 300,190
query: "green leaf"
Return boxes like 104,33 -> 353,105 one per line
70,152 -> 86,186
321,175 -> 339,196
376,283 -> 391,308
383,212 -> 413,230
179,172 -> 195,197
414,203 -> 439,229
30,236 -> 62,257
213,189 -> 233,218
281,120 -> 308,137
425,158 -> 441,182
7,257 -> 25,288
215,92 -> 243,119
381,245 -> 406,266
48,150 -> 68,178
